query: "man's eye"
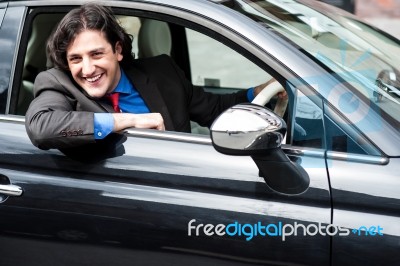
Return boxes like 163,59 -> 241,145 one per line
68,57 -> 81,63
93,52 -> 103,57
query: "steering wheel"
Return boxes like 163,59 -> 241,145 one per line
252,80 -> 288,117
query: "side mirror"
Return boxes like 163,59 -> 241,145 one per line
210,104 -> 286,155
210,104 -> 309,195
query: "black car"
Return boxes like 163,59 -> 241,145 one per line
0,0 -> 399,265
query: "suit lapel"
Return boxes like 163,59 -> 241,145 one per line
124,67 -> 175,131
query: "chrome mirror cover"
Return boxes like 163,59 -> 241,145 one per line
210,104 -> 286,155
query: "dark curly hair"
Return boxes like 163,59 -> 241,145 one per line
47,3 -> 134,70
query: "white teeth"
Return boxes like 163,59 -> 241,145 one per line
86,74 -> 102,82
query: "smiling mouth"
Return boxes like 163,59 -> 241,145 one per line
85,74 -> 103,83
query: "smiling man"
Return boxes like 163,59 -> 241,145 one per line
67,30 -> 123,99
25,3 -> 277,151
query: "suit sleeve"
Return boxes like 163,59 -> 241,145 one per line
25,71 -> 96,150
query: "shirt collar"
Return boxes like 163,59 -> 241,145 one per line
113,69 -> 133,94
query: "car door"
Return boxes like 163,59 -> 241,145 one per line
1,1 -> 332,265
321,104 -> 400,265
282,49 -> 400,265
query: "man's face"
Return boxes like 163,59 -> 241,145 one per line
66,30 -> 123,98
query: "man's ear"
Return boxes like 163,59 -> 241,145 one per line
115,42 -> 123,61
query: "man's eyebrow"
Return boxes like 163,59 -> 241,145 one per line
90,47 -> 106,53
67,48 -> 106,58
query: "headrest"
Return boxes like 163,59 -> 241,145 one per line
138,19 -> 172,58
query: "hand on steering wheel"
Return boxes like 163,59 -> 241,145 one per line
252,80 -> 288,117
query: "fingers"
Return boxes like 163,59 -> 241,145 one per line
153,113 -> 165,131
254,78 -> 277,95
254,78 -> 287,100
278,91 -> 288,100
134,113 -> 165,131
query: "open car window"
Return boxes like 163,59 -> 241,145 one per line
11,8 -> 290,138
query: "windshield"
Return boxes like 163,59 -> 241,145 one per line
233,0 -> 400,129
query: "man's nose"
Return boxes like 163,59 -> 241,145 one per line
82,57 -> 95,76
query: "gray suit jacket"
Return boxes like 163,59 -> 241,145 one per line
25,55 -> 248,150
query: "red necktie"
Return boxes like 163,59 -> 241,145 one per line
105,92 -> 120,113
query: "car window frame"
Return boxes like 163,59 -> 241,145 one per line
6,2 -> 384,159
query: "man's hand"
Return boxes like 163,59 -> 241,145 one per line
254,79 -> 288,100
112,113 -> 165,132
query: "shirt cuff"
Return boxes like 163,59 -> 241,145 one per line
247,87 -> 255,102
94,113 -> 114,139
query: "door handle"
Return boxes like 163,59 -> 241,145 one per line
0,184 -> 23,197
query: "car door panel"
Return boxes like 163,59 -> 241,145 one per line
329,157 -> 400,266
0,120 -> 331,265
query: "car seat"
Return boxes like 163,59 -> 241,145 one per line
138,18 -> 172,58
18,13 -> 64,115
